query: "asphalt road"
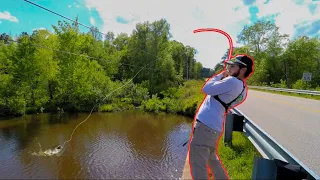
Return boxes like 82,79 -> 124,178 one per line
236,90 -> 320,177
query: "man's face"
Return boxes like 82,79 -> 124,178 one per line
227,64 -> 241,77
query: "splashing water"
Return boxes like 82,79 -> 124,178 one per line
29,138 -> 64,157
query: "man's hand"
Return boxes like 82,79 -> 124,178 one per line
221,70 -> 230,79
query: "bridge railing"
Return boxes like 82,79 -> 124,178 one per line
224,108 -> 320,180
248,86 -> 320,96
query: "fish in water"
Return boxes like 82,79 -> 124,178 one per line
43,145 -> 63,156
31,143 -> 64,157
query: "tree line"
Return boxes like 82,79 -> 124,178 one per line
0,18 -> 213,116
1,18 -> 318,117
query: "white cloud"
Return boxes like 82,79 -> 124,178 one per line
0,11 -> 19,23
90,17 -> 95,26
68,5 -> 72,8
33,27 -> 46,31
84,0 -> 251,68
254,0 -> 320,38
0,21 -> 2,24
84,0 -> 318,68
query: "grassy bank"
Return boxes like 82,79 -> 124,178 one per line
99,79 -> 206,118
206,132 -> 261,179
250,87 -> 320,101
216,132 -> 261,179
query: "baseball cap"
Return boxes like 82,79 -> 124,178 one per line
225,55 -> 253,68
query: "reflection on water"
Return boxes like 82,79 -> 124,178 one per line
0,110 -> 192,179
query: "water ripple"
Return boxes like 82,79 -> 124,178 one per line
0,112 -> 192,179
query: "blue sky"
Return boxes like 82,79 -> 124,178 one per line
0,0 -> 103,36
1,0 -> 320,68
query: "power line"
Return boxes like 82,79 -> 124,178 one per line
23,0 -> 191,70
23,0 -> 198,79
23,1 -> 137,50
24,0 -> 101,35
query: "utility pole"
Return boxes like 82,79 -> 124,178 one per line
184,52 -> 189,80
187,59 -> 189,80
285,61 -> 288,87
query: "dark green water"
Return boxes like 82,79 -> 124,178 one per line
0,110 -> 192,179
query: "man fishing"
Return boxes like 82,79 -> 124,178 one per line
188,55 -> 254,180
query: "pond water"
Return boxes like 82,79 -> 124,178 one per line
0,110 -> 192,179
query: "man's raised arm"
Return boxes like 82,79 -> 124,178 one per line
201,72 -> 233,96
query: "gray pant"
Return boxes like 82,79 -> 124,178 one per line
189,120 -> 228,180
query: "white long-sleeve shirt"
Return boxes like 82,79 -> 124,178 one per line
195,72 -> 247,132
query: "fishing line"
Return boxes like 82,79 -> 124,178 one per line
60,58 -> 157,150
25,47 -> 160,156
29,59 -> 159,156
20,0 -> 201,155
5,39 -> 164,156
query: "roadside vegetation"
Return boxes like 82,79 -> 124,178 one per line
1,18 -> 319,117
0,18 -> 211,117
214,21 -> 320,92
216,132 -> 261,179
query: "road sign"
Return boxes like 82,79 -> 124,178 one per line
302,72 -> 312,81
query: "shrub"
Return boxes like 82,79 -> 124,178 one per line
292,79 -> 312,90
271,79 -> 287,88
141,94 -> 166,113
161,97 -> 181,114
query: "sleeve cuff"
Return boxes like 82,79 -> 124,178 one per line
214,73 -> 224,80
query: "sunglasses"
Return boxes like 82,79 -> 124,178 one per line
227,56 -> 247,67
226,64 -> 239,69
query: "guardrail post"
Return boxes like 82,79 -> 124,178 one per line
252,157 -> 310,180
224,112 -> 233,145
224,111 -> 245,145
274,159 -> 309,180
252,157 -> 277,180
233,113 -> 245,132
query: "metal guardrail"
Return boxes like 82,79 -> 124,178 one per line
224,108 -> 320,180
248,86 -> 320,96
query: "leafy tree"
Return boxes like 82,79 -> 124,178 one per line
215,20 -> 319,89
0,18 -> 208,116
